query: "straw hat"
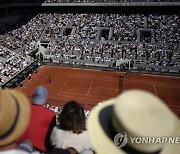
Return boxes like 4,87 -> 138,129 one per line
0,89 -> 30,146
87,90 -> 180,154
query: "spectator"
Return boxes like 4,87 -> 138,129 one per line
0,89 -> 40,154
87,90 -> 180,154
18,86 -> 56,152
50,101 -> 93,153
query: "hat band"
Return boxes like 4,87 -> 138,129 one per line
0,95 -> 19,139
98,105 -> 161,154
110,116 -> 161,154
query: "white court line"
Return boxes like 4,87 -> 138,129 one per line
61,91 -> 89,96
124,81 -> 180,89
44,65 -> 120,74
58,94 -> 104,102
90,86 -> 119,90
168,105 -> 180,108
140,73 -> 180,79
153,85 -> 158,96
60,91 -> 110,99
92,78 -> 119,83
70,74 -> 119,81
124,79 -> 180,87
153,84 -> 180,88
58,74 -> 72,96
87,79 -> 93,96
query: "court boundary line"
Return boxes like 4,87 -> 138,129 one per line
90,86 -> 119,90
58,74 -> 72,95
40,65 -> 121,74
152,84 -> 180,88
70,74 -> 120,81
140,73 -> 180,79
59,91 -> 113,99
124,81 -> 180,89
87,79 -> 93,96
153,85 -> 158,96
70,74 -> 180,88
124,79 -> 180,87
58,94 -> 104,102
89,86 -> 119,91
40,65 -> 179,79
168,105 -> 180,108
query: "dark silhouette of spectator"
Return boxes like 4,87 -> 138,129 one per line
50,101 -> 93,153
0,89 -> 40,154
18,86 -> 56,152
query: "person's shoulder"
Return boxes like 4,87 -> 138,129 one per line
33,105 -> 54,113
77,131 -> 90,139
52,127 -> 71,135
53,126 -> 63,133
81,130 -> 89,135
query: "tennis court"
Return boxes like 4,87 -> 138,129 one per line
16,66 -> 180,117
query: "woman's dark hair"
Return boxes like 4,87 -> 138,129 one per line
59,101 -> 86,134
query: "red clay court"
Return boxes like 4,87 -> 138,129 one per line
16,66 -> 180,117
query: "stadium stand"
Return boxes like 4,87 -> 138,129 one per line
0,2 -> 179,154
0,45 -> 33,84
0,11 -> 180,86
0,0 -> 179,3
0,2 -> 179,85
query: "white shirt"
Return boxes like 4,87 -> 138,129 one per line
51,126 -> 93,153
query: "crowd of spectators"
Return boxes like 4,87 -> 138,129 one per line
148,14 -> 180,43
16,85 -> 93,153
134,44 -> 180,69
0,0 -> 179,3
47,39 -> 116,64
43,13 -> 73,40
0,46 -> 31,84
44,13 -> 145,41
41,13 -> 179,72
0,34 -> 23,51
73,14 -> 107,40
42,13 -> 179,44
0,12 -> 48,55
44,0 -> 179,2
9,13 -> 51,45
110,14 -> 145,41
0,12 -> 179,79
0,87 -> 95,154
1,86 -> 180,154
1,12 -> 179,45
46,39 -> 179,70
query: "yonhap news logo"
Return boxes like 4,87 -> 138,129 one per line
114,132 -> 180,149
114,132 -> 128,148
